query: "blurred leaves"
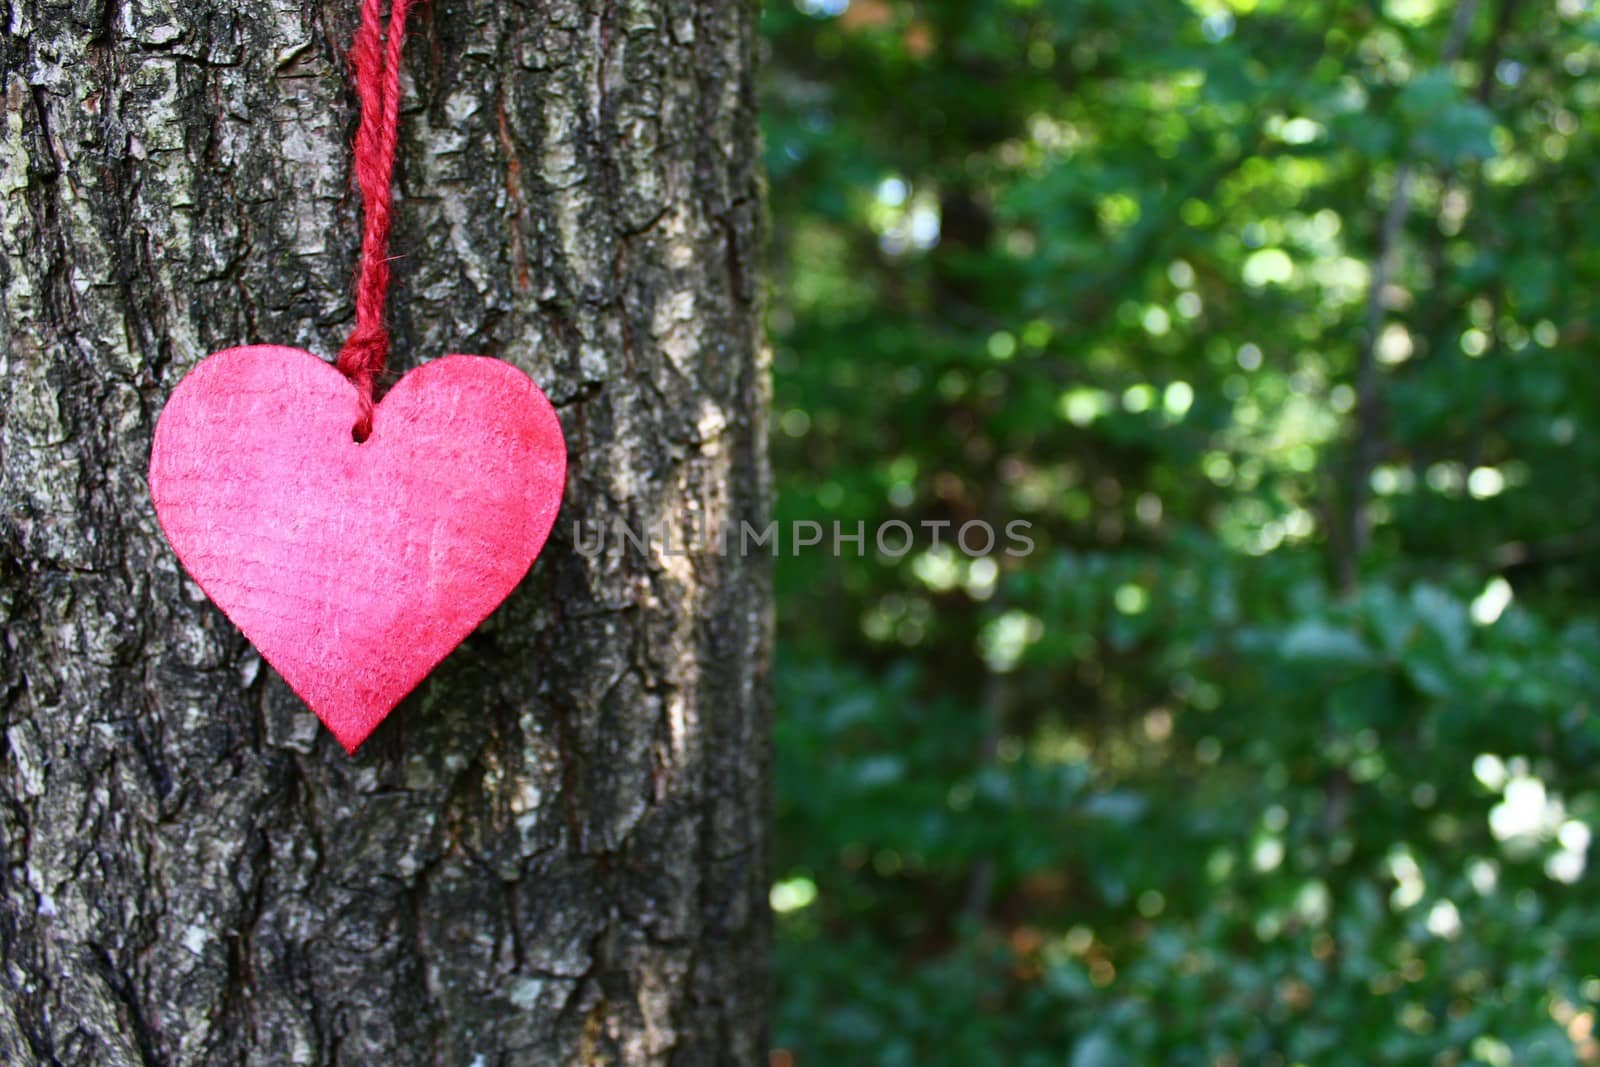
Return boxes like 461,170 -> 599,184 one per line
762,0 -> 1600,1063
1398,71 -> 1499,165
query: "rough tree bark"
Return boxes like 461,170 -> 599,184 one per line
0,0 -> 770,1063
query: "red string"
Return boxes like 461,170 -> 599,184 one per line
338,0 -> 415,437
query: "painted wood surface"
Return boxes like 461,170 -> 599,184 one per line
149,345 -> 567,751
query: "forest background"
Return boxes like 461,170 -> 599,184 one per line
761,2 -> 1600,1064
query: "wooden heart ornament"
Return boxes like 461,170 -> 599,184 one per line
149,345 -> 567,752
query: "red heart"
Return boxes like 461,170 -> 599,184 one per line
149,345 -> 567,752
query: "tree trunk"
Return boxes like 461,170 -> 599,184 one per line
0,0 -> 770,1063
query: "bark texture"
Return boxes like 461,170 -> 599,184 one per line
0,0 -> 770,1063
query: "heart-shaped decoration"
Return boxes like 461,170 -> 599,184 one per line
149,345 -> 567,752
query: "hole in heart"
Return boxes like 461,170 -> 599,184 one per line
352,418 -> 372,444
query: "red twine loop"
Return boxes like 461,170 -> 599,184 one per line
338,0 -> 415,438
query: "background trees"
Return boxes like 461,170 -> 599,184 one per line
763,2 -> 1600,1063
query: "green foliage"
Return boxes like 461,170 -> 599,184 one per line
763,0 -> 1600,1063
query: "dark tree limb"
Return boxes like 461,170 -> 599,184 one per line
0,1 -> 771,1063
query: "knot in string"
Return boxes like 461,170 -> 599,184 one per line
338,0 -> 415,440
